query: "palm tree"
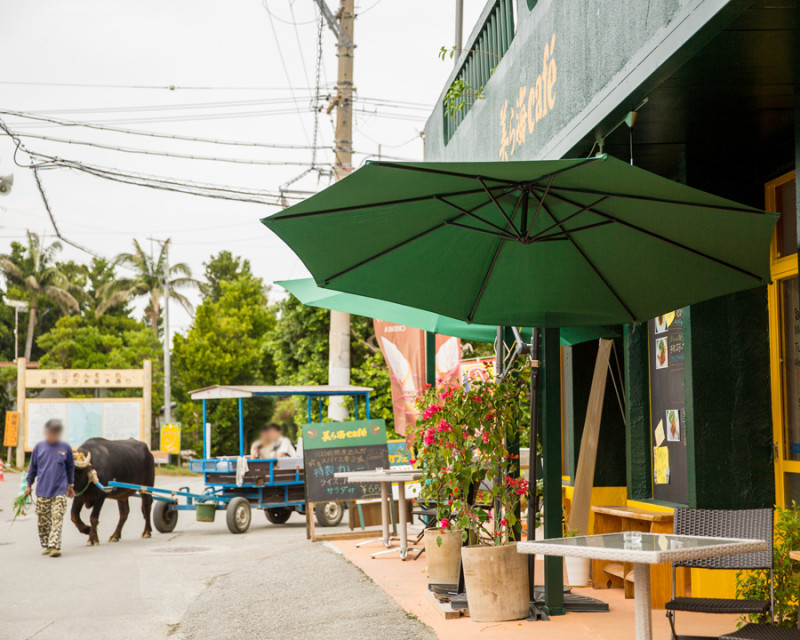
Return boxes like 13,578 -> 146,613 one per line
0,231 -> 81,360
98,239 -> 198,334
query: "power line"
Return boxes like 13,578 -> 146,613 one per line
0,110 -> 322,150
12,131 -> 326,166
263,0 -> 311,143
0,80 -> 323,91
24,95 -> 321,116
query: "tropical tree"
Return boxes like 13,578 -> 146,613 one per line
172,273 -> 276,453
98,238 -> 198,334
0,231 -> 82,360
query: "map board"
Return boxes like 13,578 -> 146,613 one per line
24,399 -> 144,451
302,419 -> 389,503
649,310 -> 688,504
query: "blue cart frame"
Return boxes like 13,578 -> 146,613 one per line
106,385 -> 372,534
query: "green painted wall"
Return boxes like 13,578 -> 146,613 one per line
426,0 -> 748,163
624,323 -> 652,500
567,338 -> 627,487
685,289 -> 774,509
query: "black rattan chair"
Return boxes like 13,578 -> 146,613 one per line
665,508 -> 774,640
720,623 -> 800,640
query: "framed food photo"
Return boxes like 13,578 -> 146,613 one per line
666,409 -> 681,442
655,337 -> 669,369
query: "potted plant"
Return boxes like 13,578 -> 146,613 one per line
412,383 -> 471,587
431,369 -> 531,622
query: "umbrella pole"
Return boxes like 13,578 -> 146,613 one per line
526,328 -> 548,620
541,327 -> 566,616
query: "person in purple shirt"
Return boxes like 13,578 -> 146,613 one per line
24,419 -> 75,557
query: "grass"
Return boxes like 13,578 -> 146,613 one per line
155,464 -> 196,477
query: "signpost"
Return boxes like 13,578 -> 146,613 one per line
160,423 -> 181,456
302,419 -> 390,504
15,358 -> 152,467
4,411 -> 19,465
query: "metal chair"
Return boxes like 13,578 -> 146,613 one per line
665,508 -> 774,640
409,504 -> 437,560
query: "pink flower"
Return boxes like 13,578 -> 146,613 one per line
423,427 -> 435,446
422,404 -> 442,420
436,419 -> 452,433
481,433 -> 490,444
440,517 -> 450,529
409,459 -> 416,465
500,518 -> 508,527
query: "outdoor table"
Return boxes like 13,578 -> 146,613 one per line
334,468 -> 422,559
518,532 -> 766,640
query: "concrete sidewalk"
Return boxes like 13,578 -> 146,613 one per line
0,471 -> 435,640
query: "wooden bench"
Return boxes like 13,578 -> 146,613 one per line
591,505 -> 688,608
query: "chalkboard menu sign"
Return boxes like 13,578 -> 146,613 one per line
303,419 -> 390,504
649,310 -> 688,504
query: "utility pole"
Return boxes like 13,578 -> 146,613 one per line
149,238 -> 171,428
455,0 -> 464,65
163,242 -> 171,426
316,0 -> 355,420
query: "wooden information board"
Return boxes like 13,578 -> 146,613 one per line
648,310 -> 688,504
302,419 -> 389,503
24,399 -> 144,451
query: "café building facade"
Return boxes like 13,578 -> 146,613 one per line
424,0 -> 799,598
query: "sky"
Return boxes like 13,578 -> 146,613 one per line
0,0 -> 483,339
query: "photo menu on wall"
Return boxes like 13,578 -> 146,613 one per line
649,309 -> 688,505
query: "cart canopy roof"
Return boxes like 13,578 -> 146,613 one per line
189,384 -> 373,400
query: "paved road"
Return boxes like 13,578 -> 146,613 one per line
0,472 -> 436,640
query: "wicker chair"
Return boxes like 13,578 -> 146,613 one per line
665,508 -> 774,640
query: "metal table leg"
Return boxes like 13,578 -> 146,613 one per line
357,481 -> 397,549
372,480 -> 422,560
633,563 -> 653,640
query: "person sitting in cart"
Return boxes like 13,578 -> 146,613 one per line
250,423 -> 296,459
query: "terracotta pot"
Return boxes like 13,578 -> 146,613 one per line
461,542 -> 529,622
424,529 -> 463,586
565,555 -> 591,587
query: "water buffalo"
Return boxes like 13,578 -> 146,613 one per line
71,438 -> 154,545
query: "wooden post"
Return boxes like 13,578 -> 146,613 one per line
143,359 -> 152,448
16,357 -> 25,468
568,339 -> 613,536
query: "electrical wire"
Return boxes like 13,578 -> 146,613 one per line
263,0 -> 311,143
0,110 -> 321,150
24,95 -> 320,116
0,81 -> 322,91
12,131 -> 323,166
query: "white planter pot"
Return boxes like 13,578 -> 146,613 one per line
565,555 -> 591,587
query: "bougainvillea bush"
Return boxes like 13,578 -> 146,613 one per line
412,366 -> 531,546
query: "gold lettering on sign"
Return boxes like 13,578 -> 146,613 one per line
499,33 -> 557,161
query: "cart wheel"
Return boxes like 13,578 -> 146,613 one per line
226,497 -> 251,534
315,502 -> 344,527
265,507 -> 293,525
153,501 -> 178,533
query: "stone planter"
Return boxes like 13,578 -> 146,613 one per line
461,542 -> 529,622
565,555 -> 591,587
424,528 -> 463,586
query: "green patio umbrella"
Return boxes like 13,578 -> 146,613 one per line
262,155 -> 777,327
262,154 -> 778,615
277,277 -> 617,346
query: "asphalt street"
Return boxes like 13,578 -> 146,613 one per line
0,471 -> 436,640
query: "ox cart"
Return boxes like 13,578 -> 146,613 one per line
104,384 -> 372,534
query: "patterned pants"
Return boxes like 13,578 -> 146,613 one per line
36,495 -> 67,551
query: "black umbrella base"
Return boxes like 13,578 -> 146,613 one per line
532,586 -> 610,614
428,584 -> 609,616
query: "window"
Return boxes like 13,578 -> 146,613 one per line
767,171 -> 799,506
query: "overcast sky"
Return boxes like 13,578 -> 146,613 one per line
0,0 -> 482,338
